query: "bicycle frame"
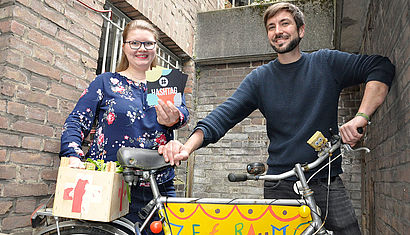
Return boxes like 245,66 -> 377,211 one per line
32,130 -> 368,235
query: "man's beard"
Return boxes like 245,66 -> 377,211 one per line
271,36 -> 301,54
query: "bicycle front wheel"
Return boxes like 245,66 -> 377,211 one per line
36,220 -> 130,235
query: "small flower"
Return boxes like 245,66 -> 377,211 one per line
124,135 -> 129,140
107,112 -> 115,125
155,134 -> 167,145
110,77 -> 119,85
98,133 -> 105,146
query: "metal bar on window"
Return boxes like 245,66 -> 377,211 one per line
110,17 -> 121,72
101,9 -> 112,74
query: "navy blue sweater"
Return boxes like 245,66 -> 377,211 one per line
195,49 -> 395,179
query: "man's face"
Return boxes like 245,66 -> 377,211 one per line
266,10 -> 305,54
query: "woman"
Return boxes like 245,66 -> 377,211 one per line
59,20 -> 189,233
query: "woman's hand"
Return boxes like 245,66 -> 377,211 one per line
68,156 -> 85,169
155,99 -> 180,127
158,140 -> 190,166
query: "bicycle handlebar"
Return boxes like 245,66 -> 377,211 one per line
228,128 -> 367,182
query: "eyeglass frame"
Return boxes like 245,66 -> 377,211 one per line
124,40 -> 157,50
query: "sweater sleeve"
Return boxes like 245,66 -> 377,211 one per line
59,75 -> 105,159
194,70 -> 260,148
324,49 -> 395,89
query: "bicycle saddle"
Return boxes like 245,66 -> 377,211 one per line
117,147 -> 171,171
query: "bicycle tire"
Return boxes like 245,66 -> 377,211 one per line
36,220 -> 130,235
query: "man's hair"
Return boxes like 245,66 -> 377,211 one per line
116,20 -> 159,72
263,2 -> 305,30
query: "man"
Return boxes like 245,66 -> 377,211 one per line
159,2 -> 395,234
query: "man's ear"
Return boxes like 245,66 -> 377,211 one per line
298,24 -> 305,38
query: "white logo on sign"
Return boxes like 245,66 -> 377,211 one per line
159,77 -> 168,87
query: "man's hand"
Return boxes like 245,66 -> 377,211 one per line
158,140 -> 190,166
155,99 -> 180,127
339,116 -> 367,147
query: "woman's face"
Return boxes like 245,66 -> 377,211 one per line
122,29 -> 157,72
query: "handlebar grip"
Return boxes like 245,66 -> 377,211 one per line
357,127 -> 363,134
228,173 -> 248,182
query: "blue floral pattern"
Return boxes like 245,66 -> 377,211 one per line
60,72 -> 189,184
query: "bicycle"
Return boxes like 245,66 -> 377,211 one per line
31,129 -> 369,235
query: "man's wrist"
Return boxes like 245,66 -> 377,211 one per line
355,112 -> 371,125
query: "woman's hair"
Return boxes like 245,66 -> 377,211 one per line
116,20 -> 159,72
263,2 -> 305,30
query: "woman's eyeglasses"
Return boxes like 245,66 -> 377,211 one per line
124,40 -> 156,50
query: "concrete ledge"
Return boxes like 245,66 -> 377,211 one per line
195,1 -> 334,64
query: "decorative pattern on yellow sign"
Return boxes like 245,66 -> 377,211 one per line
164,203 -> 312,235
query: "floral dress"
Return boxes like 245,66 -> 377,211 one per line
60,72 -> 189,184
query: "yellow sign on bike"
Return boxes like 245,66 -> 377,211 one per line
164,203 -> 311,235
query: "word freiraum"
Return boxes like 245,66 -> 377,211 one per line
150,87 -> 178,96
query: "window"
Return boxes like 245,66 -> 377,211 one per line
96,2 -> 181,74
227,0 -> 258,7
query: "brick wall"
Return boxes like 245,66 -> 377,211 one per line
360,0 -> 408,234
0,0 -> 105,233
191,61 -> 365,207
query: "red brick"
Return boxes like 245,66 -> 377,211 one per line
3,183 -> 49,197
1,214 -> 31,230
16,86 -> 58,108
43,138 -> 60,153
0,201 -> 13,215
50,82 -> 81,101
12,5 -> 38,28
44,0 -> 65,13
0,20 -> 11,33
56,30 -> 91,55
47,110 -> 66,126
15,198 -> 36,213
12,120 -> 54,137
10,20 -> 26,36
61,72 -> 77,87
0,5 -> 13,18
33,46 -> 54,64
30,1 -> 67,29
0,100 -> 6,112
27,29 -> 65,55
26,106 -> 46,121
0,165 -> 16,179
83,30 -> 101,49
30,75 -> 49,91
0,149 -> 6,162
22,136 -> 42,150
0,116 -> 9,129
10,151 -> 53,166
19,166 -> 40,181
4,66 -> 28,83
9,36 -> 33,55
54,56 -> 85,77
0,132 -> 20,147
1,80 -> 17,97
41,168 -> 58,181
7,101 -> 25,117
22,57 -> 60,80
39,18 -> 58,36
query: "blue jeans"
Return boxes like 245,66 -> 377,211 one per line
264,176 -> 361,235
125,180 -> 176,235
